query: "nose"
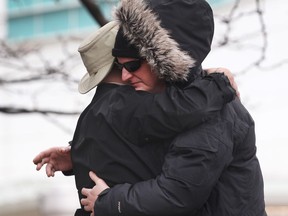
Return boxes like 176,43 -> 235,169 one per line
121,69 -> 133,82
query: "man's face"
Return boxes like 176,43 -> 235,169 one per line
116,57 -> 165,93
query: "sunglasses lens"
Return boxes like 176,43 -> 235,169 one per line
114,61 -> 123,70
124,60 -> 141,72
115,60 -> 142,73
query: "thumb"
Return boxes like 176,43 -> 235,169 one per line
59,146 -> 71,153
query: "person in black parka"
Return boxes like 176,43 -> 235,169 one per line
80,1 -> 267,216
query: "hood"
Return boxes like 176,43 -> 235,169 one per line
113,0 -> 196,82
113,0 -> 214,82
148,0 -> 214,65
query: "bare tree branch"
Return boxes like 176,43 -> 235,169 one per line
211,0 -> 287,75
80,0 -> 109,26
0,106 -> 80,115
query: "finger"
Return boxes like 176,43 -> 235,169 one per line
33,154 -> 44,164
237,91 -> 241,100
89,171 -> 100,184
59,146 -> 71,153
233,83 -> 240,99
46,163 -> 54,177
229,77 -> 240,99
36,157 -> 48,171
81,199 -> 92,212
51,167 -> 55,177
36,163 -> 43,171
90,212 -> 94,216
84,205 -> 91,212
81,198 -> 88,206
81,188 -> 89,196
33,151 -> 51,164
89,172 -> 110,191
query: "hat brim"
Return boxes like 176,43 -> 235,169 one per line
78,59 -> 114,94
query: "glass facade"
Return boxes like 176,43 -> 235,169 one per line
8,0 -> 72,9
7,0 -> 228,41
7,0 -> 118,40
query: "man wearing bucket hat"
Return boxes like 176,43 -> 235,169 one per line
77,21 -> 118,94
33,18 -> 239,216
78,0 -> 266,216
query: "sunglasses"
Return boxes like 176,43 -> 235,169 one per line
114,59 -> 142,73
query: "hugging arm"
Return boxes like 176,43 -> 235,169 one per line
93,121 -> 232,216
109,72 -> 235,145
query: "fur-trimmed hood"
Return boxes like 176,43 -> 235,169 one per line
113,0 -> 195,81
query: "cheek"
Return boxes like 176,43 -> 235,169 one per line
148,74 -> 160,86
134,64 -> 159,87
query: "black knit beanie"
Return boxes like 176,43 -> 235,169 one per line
112,28 -> 141,59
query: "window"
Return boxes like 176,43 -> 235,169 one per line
7,0 -> 118,40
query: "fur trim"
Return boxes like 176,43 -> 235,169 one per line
113,0 -> 196,81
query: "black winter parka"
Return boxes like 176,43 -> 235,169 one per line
91,0 -> 266,215
94,97 -> 267,216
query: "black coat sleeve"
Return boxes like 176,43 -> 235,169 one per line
109,73 -> 235,145
94,121 -> 233,216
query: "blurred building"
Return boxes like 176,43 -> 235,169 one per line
4,0 -> 229,42
6,0 -> 114,41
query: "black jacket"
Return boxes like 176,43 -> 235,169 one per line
91,0 -> 266,215
94,98 -> 267,216
70,74 -> 234,215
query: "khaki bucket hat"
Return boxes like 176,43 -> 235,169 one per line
78,21 -> 119,94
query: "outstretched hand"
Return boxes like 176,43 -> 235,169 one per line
81,171 -> 110,215
33,146 -> 72,177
